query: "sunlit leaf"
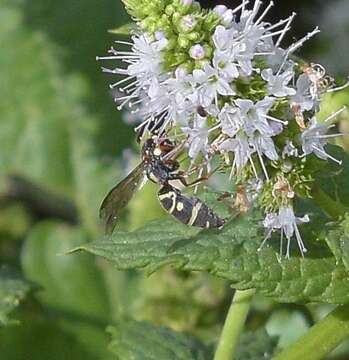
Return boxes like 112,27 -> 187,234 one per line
71,211 -> 349,304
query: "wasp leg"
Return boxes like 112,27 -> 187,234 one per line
171,165 -> 222,188
165,171 -> 208,187
179,176 -> 209,187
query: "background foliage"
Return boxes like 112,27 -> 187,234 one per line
0,0 -> 349,359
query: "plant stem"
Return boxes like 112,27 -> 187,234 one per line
214,288 -> 256,360
273,304 -> 349,360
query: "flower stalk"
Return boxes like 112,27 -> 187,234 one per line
214,289 -> 256,360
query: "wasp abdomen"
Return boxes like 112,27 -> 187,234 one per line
158,185 -> 225,229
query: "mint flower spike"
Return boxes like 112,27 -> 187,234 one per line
98,0 -> 348,257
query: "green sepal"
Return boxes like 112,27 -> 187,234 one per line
109,23 -> 137,35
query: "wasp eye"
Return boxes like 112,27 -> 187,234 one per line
159,139 -> 175,152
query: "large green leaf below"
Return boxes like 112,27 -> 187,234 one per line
0,316 -> 95,360
236,329 -> 277,360
107,318 -> 276,360
107,319 -> 210,360
22,221 -> 113,359
70,211 -> 349,304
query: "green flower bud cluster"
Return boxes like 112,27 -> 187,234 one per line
121,0 -> 220,71
258,161 -> 313,212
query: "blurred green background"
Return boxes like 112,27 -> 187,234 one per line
0,0 -> 348,359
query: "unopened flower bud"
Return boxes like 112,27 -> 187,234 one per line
178,35 -> 190,48
154,31 -> 166,41
213,5 -> 228,16
187,31 -> 200,41
180,15 -> 197,32
181,0 -> 193,6
165,4 -> 175,15
189,44 -> 205,60
175,66 -> 188,79
222,9 -> 234,26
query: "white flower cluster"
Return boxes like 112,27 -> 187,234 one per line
98,0 -> 348,257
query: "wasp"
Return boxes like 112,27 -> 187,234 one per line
100,137 -> 226,235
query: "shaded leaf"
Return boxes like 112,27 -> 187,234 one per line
22,221 -> 112,358
0,316 -> 95,360
0,1 -> 119,236
313,145 -> 349,212
0,267 -> 33,326
236,329 -> 277,360
324,213 -> 349,271
71,212 -> 349,304
19,0 -> 133,155
67,97 -> 121,236
0,4 -> 73,193
107,319 -> 210,360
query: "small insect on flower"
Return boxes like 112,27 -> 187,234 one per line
100,136 -> 225,235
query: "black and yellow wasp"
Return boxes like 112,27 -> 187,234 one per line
99,137 -> 226,235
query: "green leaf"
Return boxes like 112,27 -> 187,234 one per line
67,98 -> 121,236
70,211 -> 349,304
107,319 -> 210,360
324,213 -> 349,271
236,329 -> 277,360
0,267 -> 33,326
0,4 -> 73,193
21,221 -> 112,359
109,22 -> 136,35
18,0 -> 133,155
107,319 -> 276,360
0,316 -> 96,360
313,145 -> 349,214
0,1 -> 122,235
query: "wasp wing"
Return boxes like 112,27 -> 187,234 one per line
99,163 -> 146,235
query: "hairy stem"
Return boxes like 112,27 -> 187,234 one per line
273,304 -> 349,360
214,288 -> 256,360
